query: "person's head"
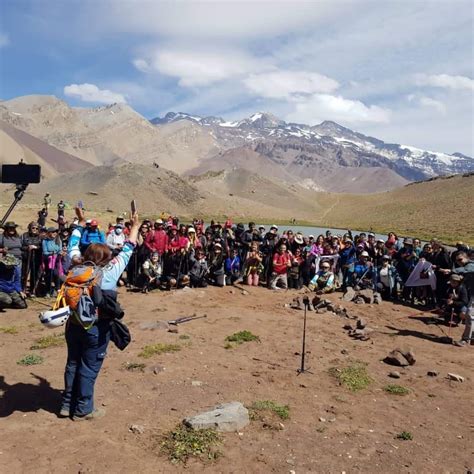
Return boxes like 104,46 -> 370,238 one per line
376,239 -> 385,247
423,243 -> 432,253
214,243 -> 222,253
316,234 -> 324,245
359,232 -> 367,241
303,236 -> 309,245
46,227 -> 58,239
344,239 -> 352,248
360,251 -> 369,262
309,235 -> 314,243
403,238 -> 413,249
83,243 -> 112,267
28,222 -> 39,234
196,248 -> 205,259
368,233 -> 375,243
3,222 -> 18,236
279,243 -> 287,253
270,225 -> 278,235
116,216 -> 125,225
251,241 -> 259,252
388,232 -> 397,240
90,219 -> 99,231
232,248 -> 239,257
151,252 -> 160,263
140,223 -> 150,234
320,261 -> 331,272
287,230 -> 294,239
413,238 -> 421,248
454,251 -> 469,267
382,255 -> 391,266
449,274 -> 463,288
179,224 -> 187,235
249,222 -> 256,231
295,248 -> 301,256
114,224 -> 124,235
326,230 -> 332,239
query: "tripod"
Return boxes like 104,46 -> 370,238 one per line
0,184 -> 28,227
297,296 -> 313,375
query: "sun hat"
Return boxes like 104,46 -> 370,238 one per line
156,219 -> 164,224
46,227 -> 58,232
360,251 -> 369,257
0,254 -> 20,267
294,233 -> 304,245
187,227 -> 196,233
450,274 -> 463,282
3,221 -> 18,228
404,238 -> 413,245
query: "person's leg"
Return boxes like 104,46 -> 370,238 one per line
460,304 -> 473,343
74,320 -> 111,417
10,292 -> 27,309
62,323 -> 82,415
0,291 -> 13,310
215,274 -> 225,287
246,274 -> 252,286
253,274 -> 259,287
280,274 -> 288,289
270,273 -> 278,290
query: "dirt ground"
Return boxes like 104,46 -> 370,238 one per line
0,285 -> 472,473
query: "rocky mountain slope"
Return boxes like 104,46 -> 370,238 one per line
154,111 -> 474,188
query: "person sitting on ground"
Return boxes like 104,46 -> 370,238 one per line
106,224 -> 125,256
288,247 -> 304,289
208,243 -> 225,287
225,248 -> 242,285
244,241 -> 263,287
0,254 -> 27,310
352,251 -> 374,289
80,219 -> 105,251
443,274 -> 469,326
452,251 -> 474,347
189,248 -> 209,288
270,243 -> 291,290
141,252 -> 162,293
309,260 -> 335,294
376,255 -> 398,300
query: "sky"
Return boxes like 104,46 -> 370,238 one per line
0,0 -> 473,155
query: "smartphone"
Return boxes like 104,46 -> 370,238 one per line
77,200 -> 83,209
131,199 -> 137,214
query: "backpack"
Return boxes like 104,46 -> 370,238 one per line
62,262 -> 103,329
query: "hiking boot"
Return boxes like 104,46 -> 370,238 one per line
72,408 -> 106,421
58,407 -> 70,418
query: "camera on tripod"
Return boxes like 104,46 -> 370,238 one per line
1,162 -> 41,227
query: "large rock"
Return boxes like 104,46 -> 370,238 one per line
358,289 -> 375,304
183,402 -> 250,432
342,287 -> 356,302
384,350 -> 410,367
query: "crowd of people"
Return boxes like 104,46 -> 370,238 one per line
1,201 -> 473,346
0,197 -> 472,420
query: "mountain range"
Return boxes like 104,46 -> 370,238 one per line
0,95 -> 473,194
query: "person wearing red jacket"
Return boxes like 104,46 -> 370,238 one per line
149,220 -> 168,255
270,243 -> 292,290
167,226 -> 189,253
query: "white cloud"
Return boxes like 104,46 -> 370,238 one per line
63,83 -> 126,104
244,70 -> 339,99
286,94 -> 391,125
415,73 -> 474,91
407,94 -> 446,113
135,49 -> 269,87
0,32 -> 9,48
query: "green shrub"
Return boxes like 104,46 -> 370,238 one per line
249,400 -> 290,420
17,354 -> 44,366
329,362 -> 373,392
384,384 -> 410,396
139,343 -> 181,358
30,333 -> 65,350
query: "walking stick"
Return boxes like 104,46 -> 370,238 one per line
297,296 -> 313,375
447,308 -> 455,341
22,249 -> 32,290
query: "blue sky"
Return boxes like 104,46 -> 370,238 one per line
0,0 -> 473,154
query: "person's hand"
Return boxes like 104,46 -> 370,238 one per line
75,206 -> 85,223
20,291 -> 27,299
447,299 -> 453,305
130,211 -> 139,229
28,245 -> 38,250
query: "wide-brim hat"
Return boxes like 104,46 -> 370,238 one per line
450,274 -> 463,282
3,221 -> 18,228
294,234 -> 304,245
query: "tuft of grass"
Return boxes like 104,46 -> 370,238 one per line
139,343 -> 181,358
384,384 -> 410,396
249,400 -> 290,420
396,431 -> 413,441
329,362 -> 373,392
123,362 -> 146,372
179,335 -> 190,340
0,326 -> 19,335
30,333 -> 65,350
225,330 -> 260,345
17,354 -> 44,366
160,424 -> 222,464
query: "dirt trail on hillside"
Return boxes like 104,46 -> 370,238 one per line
0,287 -> 472,473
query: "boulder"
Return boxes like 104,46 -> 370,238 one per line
402,349 -> 416,366
358,289 -> 375,304
342,287 -> 356,302
184,402 -> 250,432
384,350 -> 410,367
356,318 -> 367,329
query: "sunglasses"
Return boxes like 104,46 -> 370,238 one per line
321,266 -> 330,269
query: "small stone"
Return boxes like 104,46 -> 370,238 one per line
241,290 -> 249,296
402,349 -> 416,366
427,370 -> 439,377
447,373 -> 464,382
319,417 -> 326,422
359,289 -> 375,304
389,371 -> 401,379
343,324 -> 353,331
356,318 -> 367,329
168,327 -> 179,334
384,350 -> 410,367
229,289 -> 235,294
129,424 -> 145,435
328,417 -> 336,423
278,422 -> 285,429
152,365 -> 165,375
341,349 -> 349,355
191,380 -> 203,387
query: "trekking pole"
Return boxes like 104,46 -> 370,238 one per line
22,249 -> 32,291
447,308 -> 455,340
297,296 -> 313,375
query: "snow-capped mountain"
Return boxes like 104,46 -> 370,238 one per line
151,111 -> 474,181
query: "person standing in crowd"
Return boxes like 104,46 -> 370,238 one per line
288,247 -> 304,289
339,238 -> 356,289
41,227 -> 61,297
106,224 -> 125,256
189,248 -> 209,288
21,222 -> 42,295
208,243 -> 225,287
244,241 -> 262,287
43,193 -> 52,210
57,200 -> 65,219
270,243 -> 291,290
431,239 -> 452,304
376,255 -> 398,300
225,247 -> 242,285
37,208 -> 48,227
395,238 -> 418,300
80,219 -> 105,251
